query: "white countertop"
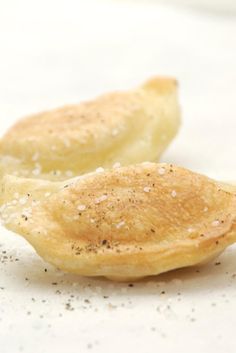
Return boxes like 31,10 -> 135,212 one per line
0,1 -> 236,352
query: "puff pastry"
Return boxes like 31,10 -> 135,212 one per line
0,163 -> 235,281
0,77 -> 180,181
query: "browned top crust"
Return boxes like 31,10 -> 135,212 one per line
0,163 -> 235,280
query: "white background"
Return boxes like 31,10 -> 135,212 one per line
0,1 -> 236,352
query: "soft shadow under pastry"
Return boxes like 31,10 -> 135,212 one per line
0,163 -> 235,281
0,77 -> 180,181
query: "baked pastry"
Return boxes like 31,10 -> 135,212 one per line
0,163 -> 235,281
0,77 -> 180,181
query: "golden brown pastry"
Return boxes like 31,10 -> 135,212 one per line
0,163 -> 235,281
0,77 -> 180,181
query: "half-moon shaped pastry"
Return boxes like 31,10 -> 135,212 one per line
0,163 -> 235,281
0,77 -> 180,181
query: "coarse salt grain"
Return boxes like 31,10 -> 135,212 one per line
77,204 -> 86,211
90,218 -> 95,223
22,206 -> 31,212
212,220 -> 220,227
45,192 -> 51,198
204,207 -> 209,212
95,195 -> 107,204
171,190 -> 177,198
14,193 -> 19,199
19,197 -> 27,205
113,162 -> 121,169
116,221 -> 125,229
144,186 -> 151,193
158,167 -> 166,175
187,227 -> 194,233
96,167 -> 104,173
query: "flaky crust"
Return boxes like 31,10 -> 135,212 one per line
0,163 -> 235,281
0,77 -> 180,181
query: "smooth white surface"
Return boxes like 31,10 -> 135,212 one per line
160,0 -> 236,13
0,1 -> 236,352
